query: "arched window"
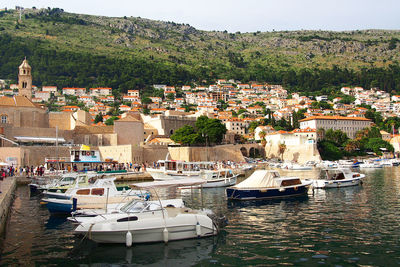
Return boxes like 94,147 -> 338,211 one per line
1,115 -> 7,124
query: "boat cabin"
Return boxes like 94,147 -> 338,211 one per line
233,170 -> 302,189
321,169 -> 360,180
154,160 -> 216,173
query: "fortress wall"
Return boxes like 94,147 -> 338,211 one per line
265,143 -> 321,163
168,145 -> 246,162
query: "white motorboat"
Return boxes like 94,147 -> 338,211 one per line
68,199 -> 185,224
29,172 -> 93,194
281,162 -> 312,170
310,168 -> 365,189
359,161 -> 383,169
147,160 -> 238,187
317,161 -> 339,169
147,160 -> 217,180
42,178 -> 143,213
201,169 -> 238,188
74,179 -> 219,245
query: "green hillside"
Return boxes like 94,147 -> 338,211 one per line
0,7 -> 400,93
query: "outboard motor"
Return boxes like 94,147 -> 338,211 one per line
205,209 -> 228,230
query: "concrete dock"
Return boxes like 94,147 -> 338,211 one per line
0,177 -> 17,236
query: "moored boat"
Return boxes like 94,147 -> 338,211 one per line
310,168 -> 365,189
42,177 -> 143,213
147,160 -> 217,180
73,179 -> 219,245
226,170 -> 312,200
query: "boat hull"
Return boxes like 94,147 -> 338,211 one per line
203,177 -> 237,188
79,225 -> 216,244
147,169 -> 201,180
75,213 -> 217,244
226,185 -> 309,200
44,198 -> 76,213
312,178 -> 363,188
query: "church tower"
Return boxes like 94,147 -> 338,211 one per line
18,58 -> 32,100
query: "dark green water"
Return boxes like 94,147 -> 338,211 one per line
1,168 -> 400,266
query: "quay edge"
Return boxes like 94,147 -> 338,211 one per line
0,177 -> 17,237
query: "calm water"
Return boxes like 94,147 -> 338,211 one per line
1,168 -> 400,266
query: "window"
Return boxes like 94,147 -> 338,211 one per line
1,115 -> 7,124
117,216 -> 138,222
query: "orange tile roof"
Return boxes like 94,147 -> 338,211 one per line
299,115 -> 371,122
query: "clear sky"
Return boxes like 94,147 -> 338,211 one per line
3,0 -> 400,32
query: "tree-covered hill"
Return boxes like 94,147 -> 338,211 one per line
0,7 -> 399,94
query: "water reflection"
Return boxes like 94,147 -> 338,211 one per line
70,235 -> 219,266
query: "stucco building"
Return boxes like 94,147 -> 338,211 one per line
299,115 -> 372,139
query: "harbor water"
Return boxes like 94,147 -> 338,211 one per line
1,168 -> 400,266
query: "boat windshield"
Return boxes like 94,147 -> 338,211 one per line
321,170 -> 346,180
120,200 -> 162,213
60,177 -> 75,183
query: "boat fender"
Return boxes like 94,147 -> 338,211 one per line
196,222 -> 201,237
126,231 -> 133,247
279,188 -> 285,192
163,228 -> 169,243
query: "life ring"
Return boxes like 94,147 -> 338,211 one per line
294,186 -> 298,191
86,152 -> 90,156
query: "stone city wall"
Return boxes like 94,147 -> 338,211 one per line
0,177 -> 17,236
264,143 -> 321,163
168,144 -> 246,162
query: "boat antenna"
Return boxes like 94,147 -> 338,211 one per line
165,152 -> 170,161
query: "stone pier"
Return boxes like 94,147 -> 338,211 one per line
0,177 -> 17,236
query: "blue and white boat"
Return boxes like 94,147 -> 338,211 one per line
42,178 -> 143,213
226,170 -> 312,200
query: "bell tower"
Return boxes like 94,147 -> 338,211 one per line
18,57 -> 32,100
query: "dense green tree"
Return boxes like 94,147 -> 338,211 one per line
141,97 -> 152,105
170,125 -> 200,145
311,101 -> 332,110
364,138 -> 394,155
339,95 -> 356,104
248,121 -> 260,133
166,93 -> 175,101
195,116 -> 227,145
94,114 -> 103,124
292,109 -> 306,129
318,140 -> 343,160
324,129 -> 348,146
104,116 -> 119,125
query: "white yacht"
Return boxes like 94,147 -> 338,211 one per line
147,160 -> 238,188
147,160 -> 217,180
74,179 -> 219,245
42,177 -> 143,213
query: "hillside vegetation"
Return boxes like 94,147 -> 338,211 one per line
0,8 -> 400,94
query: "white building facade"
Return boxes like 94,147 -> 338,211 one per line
299,116 -> 372,139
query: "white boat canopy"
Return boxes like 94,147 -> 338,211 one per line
130,178 -> 206,189
234,170 -> 281,189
